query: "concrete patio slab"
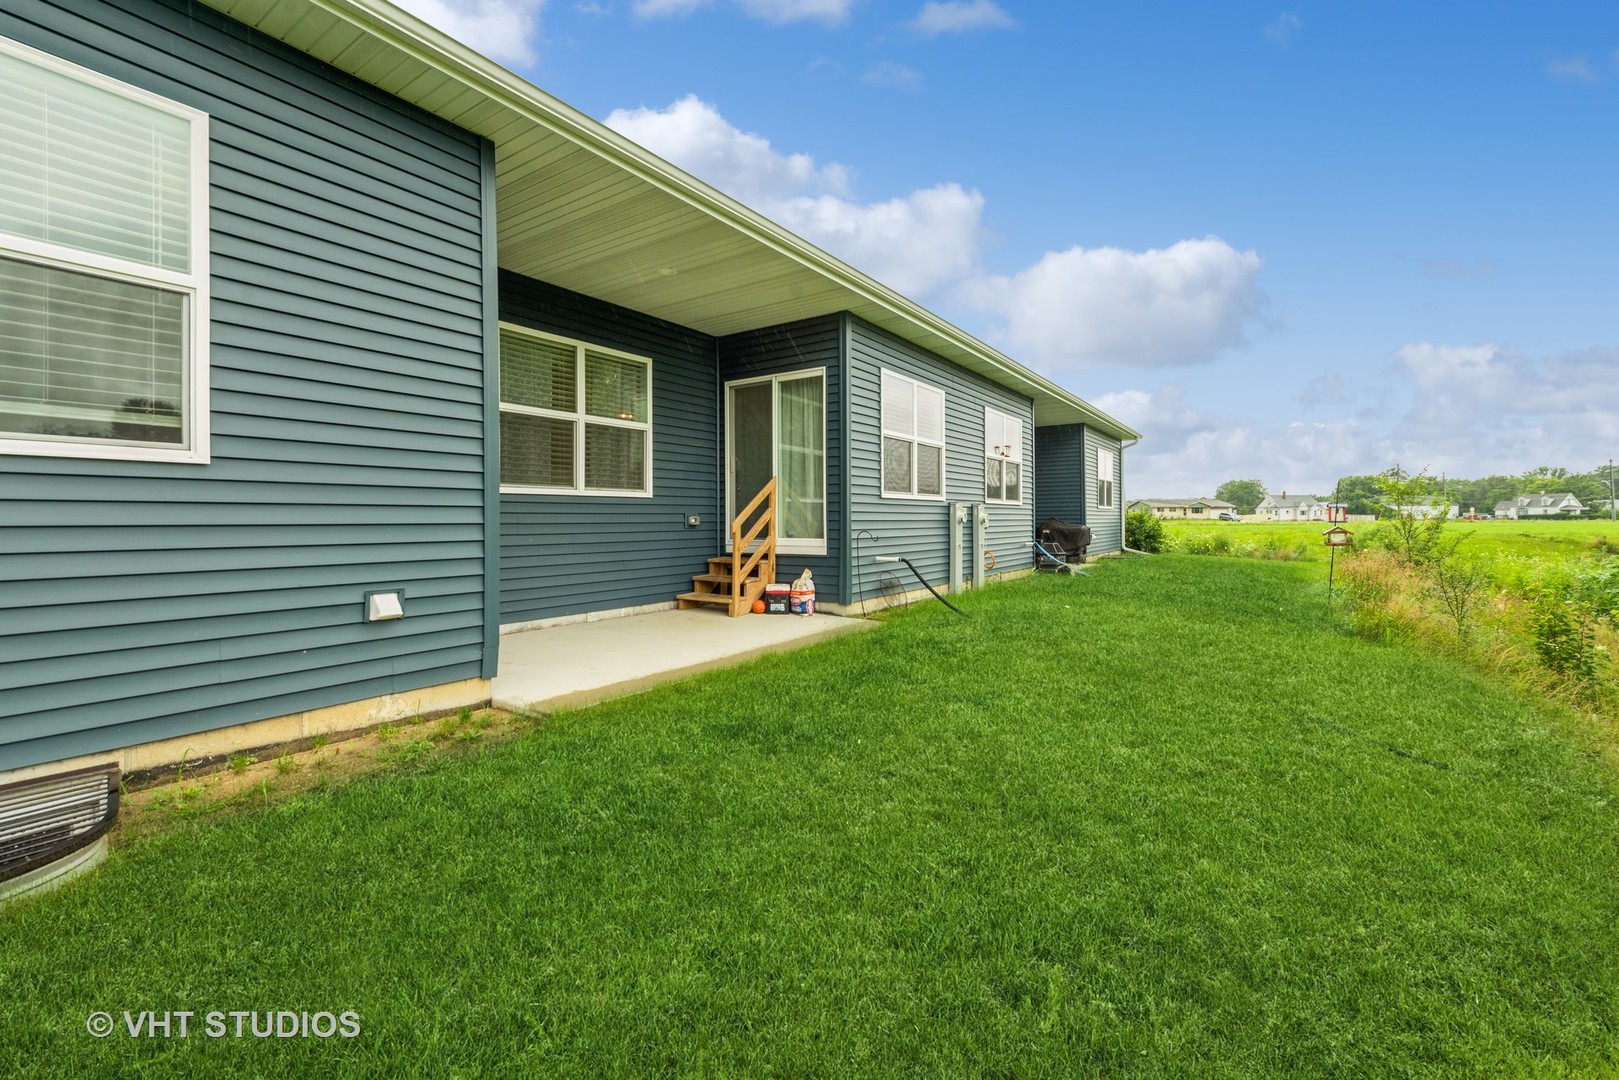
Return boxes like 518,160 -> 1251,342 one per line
493,608 -> 876,712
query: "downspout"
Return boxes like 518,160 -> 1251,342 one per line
478,139 -> 502,678
1117,437 -> 1151,555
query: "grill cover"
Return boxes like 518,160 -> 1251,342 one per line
1036,517 -> 1091,556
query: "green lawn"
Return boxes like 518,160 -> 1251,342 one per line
3,559 -> 1617,1078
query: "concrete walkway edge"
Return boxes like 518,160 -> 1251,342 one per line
492,609 -> 877,713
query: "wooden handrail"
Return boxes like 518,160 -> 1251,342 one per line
731,476 -> 778,610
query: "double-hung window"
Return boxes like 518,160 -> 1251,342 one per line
1096,447 -> 1116,509
881,369 -> 945,499
498,324 -> 652,495
984,407 -> 1023,504
0,37 -> 210,461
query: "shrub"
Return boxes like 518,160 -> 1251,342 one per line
1528,591 -> 1602,680
1125,508 -> 1167,553
1570,556 -> 1619,627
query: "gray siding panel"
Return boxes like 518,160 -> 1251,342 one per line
498,272 -> 721,624
718,315 -> 844,603
846,316 -> 1034,601
1035,423 -> 1086,525
1033,424 -> 1124,555
1085,429 -> 1125,554
0,0 -> 490,770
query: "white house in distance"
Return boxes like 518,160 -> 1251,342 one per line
1127,497 -> 1237,519
1253,492 -> 1325,521
1494,493 -> 1586,519
1391,500 -> 1459,520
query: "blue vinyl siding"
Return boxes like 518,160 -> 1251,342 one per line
0,0 -> 490,771
718,315 -> 844,603
1034,423 -> 1125,555
846,316 -> 1034,601
498,271 -> 721,624
1034,424 -> 1086,527
1085,429 -> 1124,554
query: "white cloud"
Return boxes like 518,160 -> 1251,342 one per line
738,0 -> 854,23
909,0 -> 1016,36
1297,370 -> 1346,407
959,237 -> 1266,371
1387,342 -> 1619,479
1094,384 -> 1379,499
637,0 -> 853,22
633,0 -> 710,15
1395,343 -> 1619,433
1263,12 -> 1301,47
391,0 -> 544,67
773,185 -> 984,296
605,95 -> 983,297
1109,342 -> 1619,498
606,95 -> 850,204
861,61 -> 923,89
1548,55 -> 1602,83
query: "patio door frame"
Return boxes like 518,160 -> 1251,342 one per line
724,368 -> 827,557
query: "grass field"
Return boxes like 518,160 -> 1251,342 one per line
1163,517 -> 1618,571
2,560 -> 1617,1077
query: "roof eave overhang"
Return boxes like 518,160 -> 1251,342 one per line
200,0 -> 1140,442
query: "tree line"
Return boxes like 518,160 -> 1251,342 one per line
1212,465 -> 1618,517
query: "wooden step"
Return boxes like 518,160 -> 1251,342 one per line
676,590 -> 732,607
707,555 -> 772,575
676,576 -> 767,617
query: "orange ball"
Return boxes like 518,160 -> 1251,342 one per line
752,600 -> 766,614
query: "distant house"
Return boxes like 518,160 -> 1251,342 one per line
1253,492 -> 1325,522
1127,498 -> 1237,519
1493,493 -> 1586,520
1390,500 -> 1458,520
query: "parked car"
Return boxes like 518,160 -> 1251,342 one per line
1217,511 -> 1242,522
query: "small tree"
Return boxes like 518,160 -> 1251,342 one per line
1332,474 -> 1384,516
1375,466 -> 1450,564
1214,478 -> 1267,515
1428,535 -> 1487,639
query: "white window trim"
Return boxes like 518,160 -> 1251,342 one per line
1096,447 -> 1116,510
497,322 -> 654,498
0,35 -> 211,464
880,368 -> 947,502
983,406 -> 1024,506
724,369 -> 828,557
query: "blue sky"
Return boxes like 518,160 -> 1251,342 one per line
397,0 -> 1618,498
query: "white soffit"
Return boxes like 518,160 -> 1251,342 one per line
200,0 -> 1139,439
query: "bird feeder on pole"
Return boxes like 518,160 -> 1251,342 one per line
1324,525 -> 1353,606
